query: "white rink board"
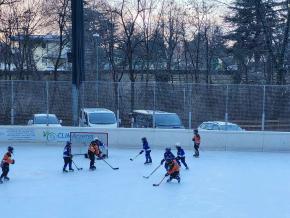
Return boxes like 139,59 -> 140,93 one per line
0,126 -> 290,151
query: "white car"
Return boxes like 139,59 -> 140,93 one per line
198,121 -> 244,131
79,108 -> 119,128
27,114 -> 62,127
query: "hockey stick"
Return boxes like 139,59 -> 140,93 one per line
101,158 -> 119,170
72,159 -> 83,171
130,153 -> 142,161
153,175 -> 167,187
143,164 -> 161,179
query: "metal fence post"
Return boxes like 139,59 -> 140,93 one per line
262,85 -> 266,131
46,81 -> 49,126
183,86 -> 186,113
82,81 -> 85,109
72,85 -> 79,126
117,82 -> 120,127
46,81 -> 49,115
188,83 -> 192,129
80,82 -> 85,125
153,82 -> 156,128
225,85 -> 229,123
11,80 -> 14,125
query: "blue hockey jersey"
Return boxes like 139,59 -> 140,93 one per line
63,145 -> 72,157
177,148 -> 185,157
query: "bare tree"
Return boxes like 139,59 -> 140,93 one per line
159,0 -> 183,82
113,0 -> 145,111
96,2 -> 123,111
184,0 -> 214,83
43,0 -> 70,80
0,0 -> 46,79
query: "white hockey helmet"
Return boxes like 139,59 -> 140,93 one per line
175,142 -> 181,147
93,137 -> 99,141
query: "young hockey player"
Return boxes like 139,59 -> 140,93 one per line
94,137 -> 107,159
175,143 -> 189,169
139,137 -> 152,164
165,159 -> 180,183
192,129 -> 201,157
160,147 -> 176,170
63,141 -> 74,172
88,138 -> 102,170
0,146 -> 15,184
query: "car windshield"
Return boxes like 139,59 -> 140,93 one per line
34,115 -> 59,124
155,114 -> 182,127
220,124 -> 242,131
88,113 -> 116,124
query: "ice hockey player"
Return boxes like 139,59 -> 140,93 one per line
93,137 -> 107,159
192,129 -> 201,158
0,146 -> 15,184
63,141 -> 74,173
165,159 -> 180,183
160,147 -> 176,170
139,137 -> 152,164
88,138 -> 102,170
175,143 -> 189,170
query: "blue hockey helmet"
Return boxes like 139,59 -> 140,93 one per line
8,146 -> 14,153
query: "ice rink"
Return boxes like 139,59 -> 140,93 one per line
1,145 -> 290,218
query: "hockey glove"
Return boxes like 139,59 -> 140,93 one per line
12,160 -> 15,164
139,150 -> 144,155
160,160 -> 165,165
165,173 -> 169,177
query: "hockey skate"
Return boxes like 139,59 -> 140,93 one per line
63,169 -> 68,173
90,166 -> 96,171
4,177 -> 9,181
69,168 -> 74,172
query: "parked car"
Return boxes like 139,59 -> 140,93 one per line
131,110 -> 184,129
79,108 -> 118,128
198,121 -> 244,131
27,114 -> 62,127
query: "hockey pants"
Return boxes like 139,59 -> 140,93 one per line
63,157 -> 73,170
0,164 -> 9,180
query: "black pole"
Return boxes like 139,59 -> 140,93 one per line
71,0 -> 85,126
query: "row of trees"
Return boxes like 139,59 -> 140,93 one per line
0,0 -> 290,85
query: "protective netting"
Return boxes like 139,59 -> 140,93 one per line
1,80 -> 290,131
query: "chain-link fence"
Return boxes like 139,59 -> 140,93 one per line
1,80 -> 290,131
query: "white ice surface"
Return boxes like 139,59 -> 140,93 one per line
1,145 -> 290,218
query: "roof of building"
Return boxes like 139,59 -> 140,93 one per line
10,34 -> 60,42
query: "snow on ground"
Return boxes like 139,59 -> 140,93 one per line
1,145 -> 290,218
